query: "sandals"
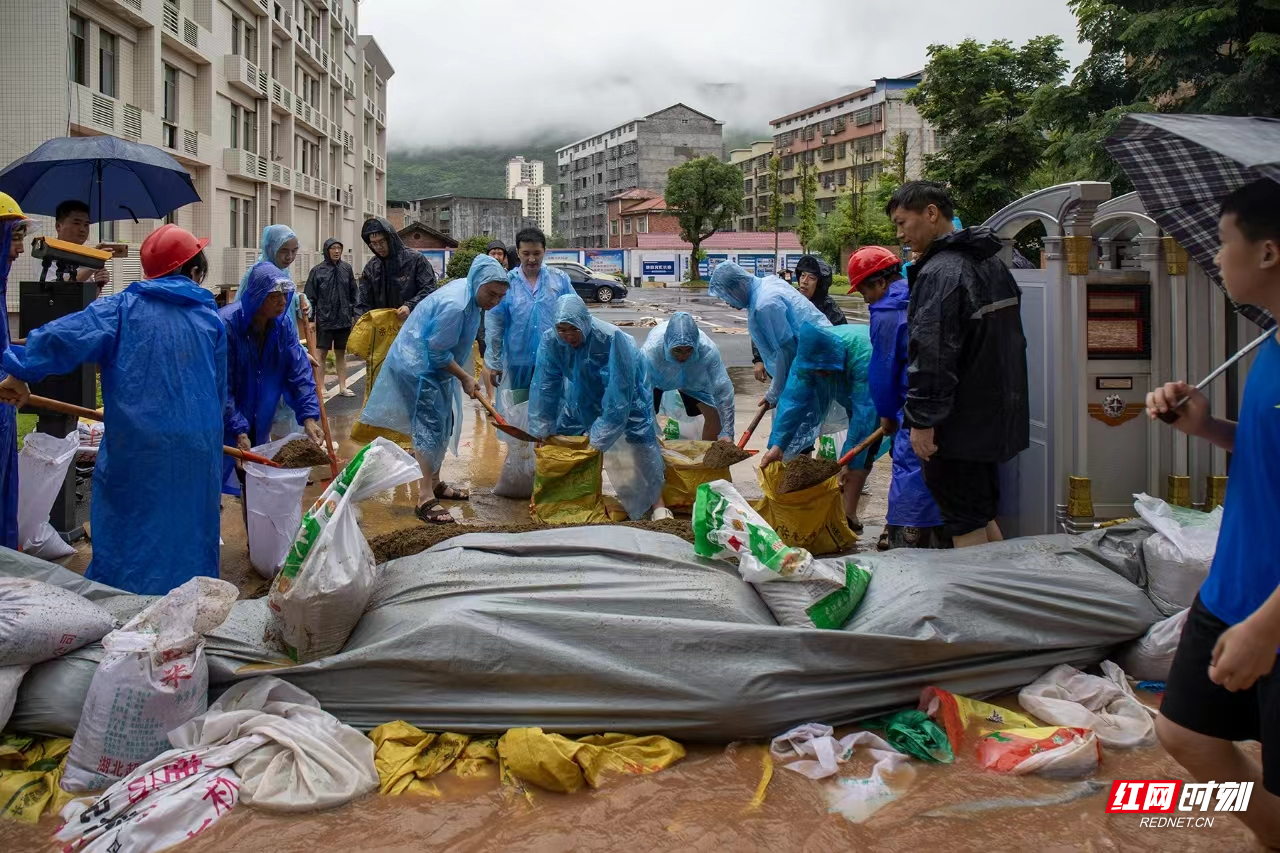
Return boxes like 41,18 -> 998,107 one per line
415,499 -> 455,525
434,482 -> 470,501
339,388 -> 355,398
846,516 -> 865,534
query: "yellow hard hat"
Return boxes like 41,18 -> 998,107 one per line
0,192 -> 26,221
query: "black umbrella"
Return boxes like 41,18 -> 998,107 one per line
1104,113 -> 1279,330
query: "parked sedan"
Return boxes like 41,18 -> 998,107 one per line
548,261 -> 628,304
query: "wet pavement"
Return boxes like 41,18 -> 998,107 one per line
19,288 -> 1265,852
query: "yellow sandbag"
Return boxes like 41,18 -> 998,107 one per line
497,727 -> 685,794
532,436 -> 608,525
349,309 -> 412,448
0,734 -> 73,823
753,462 -> 856,555
369,721 -> 479,796
660,440 -> 731,513
920,686 -> 1041,751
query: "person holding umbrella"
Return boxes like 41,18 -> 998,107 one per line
0,193 -> 34,549
0,224 -> 226,595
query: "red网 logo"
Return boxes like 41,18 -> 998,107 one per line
1107,780 -> 1254,814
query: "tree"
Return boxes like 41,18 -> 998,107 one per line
795,161 -> 819,254
664,156 -> 744,281
547,232 -> 569,249
908,36 -> 1070,224
445,234 -> 492,281
767,155 -> 783,262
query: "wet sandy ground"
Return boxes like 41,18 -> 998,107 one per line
22,295 -> 1265,852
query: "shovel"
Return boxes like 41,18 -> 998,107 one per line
837,427 -> 886,468
736,405 -> 768,450
475,394 -> 539,443
297,314 -> 342,480
26,394 -> 282,468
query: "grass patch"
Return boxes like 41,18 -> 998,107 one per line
17,414 -> 37,449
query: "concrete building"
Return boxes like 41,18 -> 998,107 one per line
770,73 -> 937,226
0,0 -> 392,304
394,194 -> 529,245
555,104 -> 724,249
730,140 -> 777,233
606,188 -> 681,249
505,156 -> 553,235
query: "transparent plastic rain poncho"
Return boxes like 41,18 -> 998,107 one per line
484,263 -> 575,394
640,312 -> 736,440
358,255 -> 508,472
235,224 -> 306,329
708,262 -> 830,405
528,294 -> 664,520
768,323 -> 887,465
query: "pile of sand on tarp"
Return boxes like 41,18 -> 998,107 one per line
272,439 -> 331,468
778,456 -> 841,494
369,518 -> 694,563
701,442 -> 752,468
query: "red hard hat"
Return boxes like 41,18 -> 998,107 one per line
847,246 -> 901,290
141,223 -> 210,279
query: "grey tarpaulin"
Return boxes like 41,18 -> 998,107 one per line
6,527 -> 1162,741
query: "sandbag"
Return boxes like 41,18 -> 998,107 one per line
246,433 -> 312,580
0,577 -> 114,666
754,461 -> 856,555
660,439 -> 731,513
62,577 -> 238,791
1115,608 -> 1188,682
269,438 -> 421,663
695,480 -> 871,629
1133,493 -> 1219,614
657,389 -> 705,441
1018,660 -> 1156,749
493,393 -> 536,499
531,436 -> 609,525
16,431 -> 80,560
976,726 -> 1100,778
0,664 -> 27,731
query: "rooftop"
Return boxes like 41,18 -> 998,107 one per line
769,72 -> 923,127
397,221 -> 458,248
557,103 -> 722,154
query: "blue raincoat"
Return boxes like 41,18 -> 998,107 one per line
484,263 -> 574,395
236,225 -> 305,329
3,275 -> 226,594
529,294 -> 664,520
359,255 -> 509,472
869,277 -> 944,527
640,312 -> 735,441
708,262 -> 830,405
0,219 -> 23,550
768,323 -> 886,467
221,263 -> 320,495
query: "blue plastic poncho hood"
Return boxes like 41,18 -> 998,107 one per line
528,293 -> 664,519
240,224 -> 296,291
796,322 -> 846,373
235,261 -> 295,334
641,312 -> 736,441
358,254 -> 509,472
708,262 -> 754,310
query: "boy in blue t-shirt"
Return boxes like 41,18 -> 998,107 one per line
1147,179 -> 1280,847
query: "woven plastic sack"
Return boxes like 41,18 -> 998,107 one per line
657,389 -> 704,441
976,726 -> 1100,778
1018,660 -> 1156,749
754,462 -> 856,555
1133,493 -> 1220,613
16,431 -> 80,560
531,436 -> 609,525
660,440 -> 730,513
245,433 -> 311,580
0,578 -> 114,667
493,392 -> 536,499
1115,609 -> 1188,682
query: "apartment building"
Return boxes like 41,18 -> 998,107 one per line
505,156 -> 552,235
0,0 -> 392,303
555,104 -> 723,249
769,74 -> 936,226
730,140 -> 776,233
393,194 -> 529,245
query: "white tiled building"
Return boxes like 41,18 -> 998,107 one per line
504,156 -> 552,235
0,0 -> 392,305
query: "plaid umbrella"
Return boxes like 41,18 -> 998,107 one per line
1104,113 -> 1279,330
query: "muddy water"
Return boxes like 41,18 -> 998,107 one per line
8,723 -> 1261,852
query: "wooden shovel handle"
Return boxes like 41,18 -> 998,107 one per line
737,406 -> 768,449
27,394 -> 281,468
476,394 -> 509,426
836,427 -> 886,468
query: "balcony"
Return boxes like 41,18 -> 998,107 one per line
363,147 -> 375,167
376,107 -> 385,128
271,162 -> 293,189
343,131 -> 353,154
364,197 -> 375,215
344,17 -> 356,44
343,73 -> 354,100
377,203 -> 385,217
269,79 -> 293,113
363,96 -> 375,118
294,174 -> 329,201
271,4 -> 292,37
223,148 -> 268,182
292,98 -> 324,134
101,0 -> 150,27
342,189 -> 353,208
223,55 -> 268,97
375,154 -> 385,173
160,2 -> 210,64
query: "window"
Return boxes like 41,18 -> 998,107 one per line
623,218 -> 631,235
162,64 -> 178,122
99,31 -> 117,98
229,197 -> 240,248
835,142 -> 847,159
271,45 -> 280,80
232,16 -> 242,55
610,219 -> 618,235
230,104 -> 241,148
270,121 -> 279,160
784,203 -> 796,217
99,219 -> 116,242
243,108 -> 257,153
638,216 -> 648,234
744,178 -> 753,194
69,14 -> 86,84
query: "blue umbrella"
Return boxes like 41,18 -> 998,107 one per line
0,136 -> 200,224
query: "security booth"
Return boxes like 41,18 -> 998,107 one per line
983,181 -> 1250,538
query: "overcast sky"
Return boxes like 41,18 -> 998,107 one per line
362,0 -> 1090,151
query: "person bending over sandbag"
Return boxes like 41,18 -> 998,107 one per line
222,263 -> 323,506
528,294 -> 669,521
358,255 -> 511,524
760,323 -> 886,532
0,225 -> 225,594
709,261 -> 830,432
641,312 -> 736,443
